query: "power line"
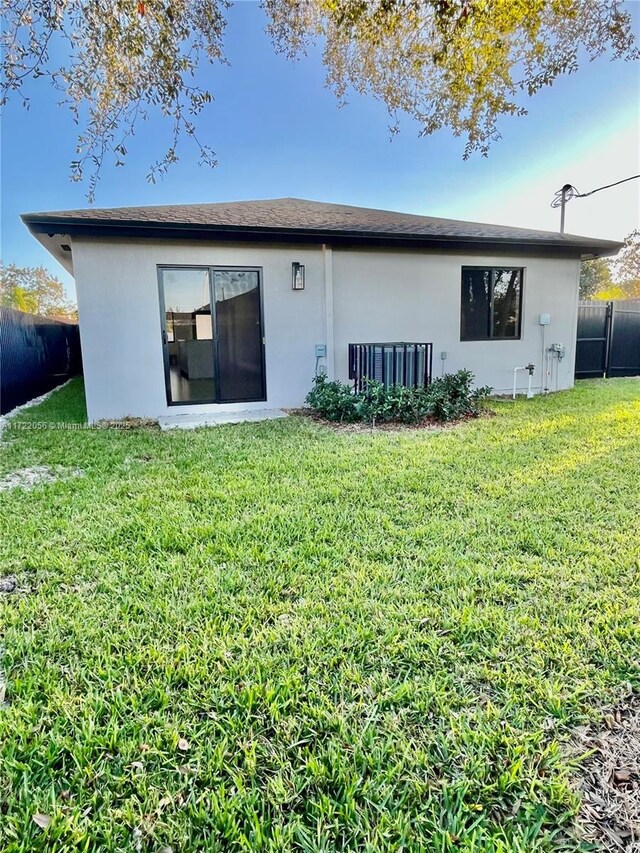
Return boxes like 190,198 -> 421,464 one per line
550,174 -> 640,233
576,174 -> 640,199
551,174 -> 640,208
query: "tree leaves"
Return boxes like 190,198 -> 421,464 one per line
0,0 -> 637,199
581,230 -> 640,300
580,258 -> 614,300
267,0 -> 638,159
0,264 -> 77,319
1,0 -> 227,201
610,229 -> 640,298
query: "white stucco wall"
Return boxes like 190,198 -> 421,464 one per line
71,237 -> 580,421
71,238 -> 327,421
332,248 -> 581,395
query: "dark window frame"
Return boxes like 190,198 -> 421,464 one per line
157,264 -> 267,407
460,266 -> 524,342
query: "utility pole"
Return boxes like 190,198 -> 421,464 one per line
559,184 -> 572,234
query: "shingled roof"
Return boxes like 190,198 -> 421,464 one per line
21,197 -> 621,257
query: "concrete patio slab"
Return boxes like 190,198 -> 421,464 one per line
158,409 -> 288,430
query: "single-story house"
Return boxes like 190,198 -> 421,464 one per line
22,198 -> 621,423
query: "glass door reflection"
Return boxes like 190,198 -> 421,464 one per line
213,270 -> 265,403
160,268 -> 216,403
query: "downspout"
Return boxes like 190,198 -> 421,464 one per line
322,244 -> 335,379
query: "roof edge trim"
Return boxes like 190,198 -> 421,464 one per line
21,215 -> 622,258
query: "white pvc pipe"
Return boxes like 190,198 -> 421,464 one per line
513,366 -> 524,399
513,366 -> 535,400
541,324 -> 547,393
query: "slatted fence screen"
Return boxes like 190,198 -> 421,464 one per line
575,300 -> 640,379
348,342 -> 433,393
608,300 -> 640,378
0,307 -> 82,414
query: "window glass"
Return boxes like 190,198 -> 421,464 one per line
461,267 -> 523,340
160,267 -> 215,403
213,270 -> 263,402
492,269 -> 522,338
461,268 -> 491,339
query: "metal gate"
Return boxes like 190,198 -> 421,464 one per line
575,300 -> 640,379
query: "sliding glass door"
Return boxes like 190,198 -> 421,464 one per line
212,270 -> 264,402
159,267 -> 265,405
160,267 -> 215,404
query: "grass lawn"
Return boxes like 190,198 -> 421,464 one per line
1,378 -> 639,852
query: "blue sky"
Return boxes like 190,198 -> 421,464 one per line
2,0 -> 639,299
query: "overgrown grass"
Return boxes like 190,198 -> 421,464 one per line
1,378 -> 639,852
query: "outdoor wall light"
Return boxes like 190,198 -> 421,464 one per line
292,262 -> 305,291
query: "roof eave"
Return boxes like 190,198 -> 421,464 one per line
20,214 -> 623,258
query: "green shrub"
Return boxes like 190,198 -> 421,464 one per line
355,380 -> 433,425
428,369 -> 492,423
304,374 -> 358,422
305,370 -> 492,425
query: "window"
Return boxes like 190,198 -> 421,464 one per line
460,267 -> 523,341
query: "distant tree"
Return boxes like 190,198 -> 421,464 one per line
591,284 -> 628,301
610,229 -> 640,299
580,231 -> 640,301
0,264 -> 77,319
0,0 -> 636,199
579,258 -> 613,300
